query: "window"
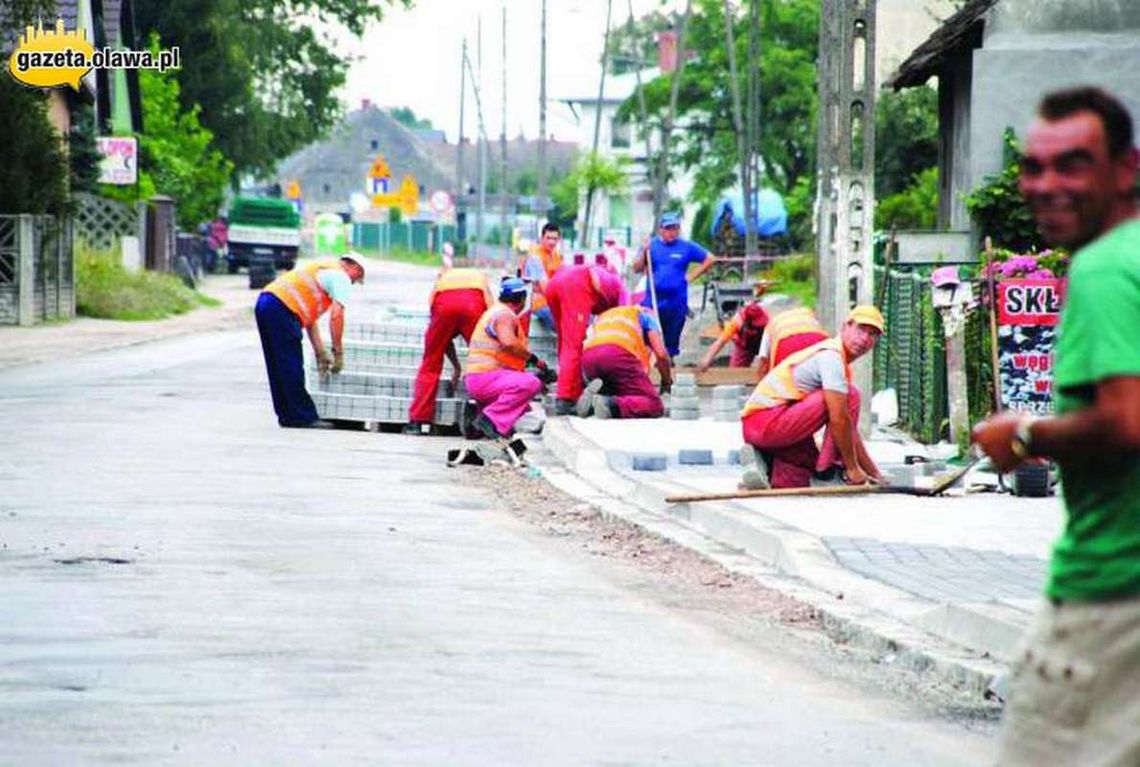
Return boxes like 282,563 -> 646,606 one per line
370,139 -> 379,150
611,118 -> 631,149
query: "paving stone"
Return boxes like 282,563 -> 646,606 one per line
727,449 -> 742,465
670,410 -> 700,421
712,385 -> 744,400
673,372 -> 696,387
670,395 -> 699,410
632,453 -> 668,471
678,449 -> 714,466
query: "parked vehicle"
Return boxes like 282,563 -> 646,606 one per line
225,197 -> 301,273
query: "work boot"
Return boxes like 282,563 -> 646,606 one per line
553,398 -> 576,416
402,421 -> 432,436
810,465 -> 848,487
576,379 -> 605,417
592,395 -> 618,419
739,445 -> 770,490
472,413 -> 502,441
299,419 -> 336,430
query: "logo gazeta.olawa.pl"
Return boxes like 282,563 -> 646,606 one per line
7,18 -> 179,90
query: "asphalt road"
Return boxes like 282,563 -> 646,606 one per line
0,262 -> 995,765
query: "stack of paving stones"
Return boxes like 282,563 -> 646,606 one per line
667,373 -> 700,420
309,308 -> 559,428
712,384 -> 745,422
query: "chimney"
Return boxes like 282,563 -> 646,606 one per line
361,98 -> 373,111
657,29 -> 678,73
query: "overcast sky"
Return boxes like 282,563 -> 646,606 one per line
338,0 -> 686,142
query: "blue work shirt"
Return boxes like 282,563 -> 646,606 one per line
641,237 -> 708,306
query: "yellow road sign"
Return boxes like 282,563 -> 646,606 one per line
369,155 -> 391,179
372,174 -> 418,216
285,180 -> 301,200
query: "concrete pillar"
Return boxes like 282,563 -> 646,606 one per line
17,215 -> 35,327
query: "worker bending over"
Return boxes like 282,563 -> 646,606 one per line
576,305 -> 673,419
464,278 -> 551,441
254,256 -> 365,428
544,264 -> 626,414
754,305 -> 830,379
740,306 -> 885,488
632,212 -> 716,358
519,222 -> 563,335
698,282 -> 772,373
406,266 -> 495,435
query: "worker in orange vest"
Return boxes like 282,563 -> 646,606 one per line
544,264 -> 627,414
254,256 -> 365,428
464,278 -> 551,441
405,266 -> 495,435
518,222 -> 564,336
697,282 -> 773,375
576,305 -> 673,418
740,306 -> 885,488
754,305 -> 830,379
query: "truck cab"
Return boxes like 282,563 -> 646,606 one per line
225,197 -> 302,273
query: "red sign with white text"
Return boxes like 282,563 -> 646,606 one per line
997,279 -> 1066,326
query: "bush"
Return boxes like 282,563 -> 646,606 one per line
875,167 -> 939,230
757,253 -> 816,308
965,129 -> 1043,252
76,241 -> 214,320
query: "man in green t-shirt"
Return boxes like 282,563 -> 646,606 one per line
972,88 -> 1140,765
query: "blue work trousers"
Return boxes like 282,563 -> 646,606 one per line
255,292 -> 319,427
652,295 -> 688,358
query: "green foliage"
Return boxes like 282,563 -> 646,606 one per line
550,152 -> 630,227
875,87 -> 940,198
0,76 -> 69,214
965,129 -> 1044,252
757,253 -> 816,309
134,56 -> 233,227
875,167 -> 939,230
606,9 -> 672,75
390,106 -> 434,130
68,102 -> 103,196
134,0 -> 410,182
618,0 -> 819,241
75,240 -> 214,320
1,0 -> 56,28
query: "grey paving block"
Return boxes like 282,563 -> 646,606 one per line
673,372 -> 696,387
670,410 -> 700,421
712,384 -> 744,400
669,395 -> 699,410
669,384 -> 698,398
727,449 -> 742,465
678,449 -> 714,465
632,453 -> 668,471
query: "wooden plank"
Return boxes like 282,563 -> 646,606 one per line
651,366 -> 757,386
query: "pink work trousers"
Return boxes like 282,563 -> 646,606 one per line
409,289 -> 487,424
464,369 -> 543,436
741,386 -> 862,488
544,268 -> 597,401
581,344 -> 664,419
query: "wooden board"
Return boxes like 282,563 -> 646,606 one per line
650,366 -> 758,387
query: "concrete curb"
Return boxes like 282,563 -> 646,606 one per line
540,418 -> 1008,698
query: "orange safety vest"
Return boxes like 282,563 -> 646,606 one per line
466,303 -> 529,373
765,307 -> 826,366
523,244 -> 563,312
265,260 -> 341,328
434,267 -> 487,294
584,306 -> 652,372
741,338 -> 851,417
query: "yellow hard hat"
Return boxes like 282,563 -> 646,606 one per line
846,304 -> 885,333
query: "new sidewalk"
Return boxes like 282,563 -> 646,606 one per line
537,414 -> 1061,696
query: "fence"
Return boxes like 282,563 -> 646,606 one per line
0,214 -> 75,326
74,193 -> 139,252
351,222 -> 458,256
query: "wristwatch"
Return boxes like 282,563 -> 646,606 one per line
1010,415 -> 1037,460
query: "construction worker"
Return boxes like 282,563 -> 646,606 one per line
464,277 -> 551,441
405,266 -> 495,435
697,282 -> 773,374
576,305 -> 673,419
632,211 -> 716,358
755,305 -> 830,379
254,256 -> 365,428
740,305 -> 886,488
519,222 -> 564,335
543,264 -> 627,414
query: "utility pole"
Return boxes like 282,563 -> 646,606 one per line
457,38 -> 467,248
816,0 -> 877,433
746,0 -> 761,256
500,6 -> 509,264
536,0 -> 548,223
581,0 -> 615,253
722,1 -> 753,259
651,0 -> 693,226
627,0 -> 655,237
477,16 -> 487,259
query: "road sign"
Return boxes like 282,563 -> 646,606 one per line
429,190 -> 453,215
372,174 -> 419,217
369,155 -> 391,179
285,180 -> 301,200
96,137 -> 137,185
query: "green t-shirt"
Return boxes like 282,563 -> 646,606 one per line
1047,219 -> 1140,602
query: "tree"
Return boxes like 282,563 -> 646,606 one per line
390,106 -> 434,131
875,86 -> 939,198
69,102 -> 103,196
134,0 -> 411,182
0,76 -> 69,214
605,7 -> 672,75
551,153 -> 629,233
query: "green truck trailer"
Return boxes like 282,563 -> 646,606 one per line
225,197 -> 302,273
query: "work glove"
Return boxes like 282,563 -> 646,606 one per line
331,349 -> 345,374
317,350 -> 333,376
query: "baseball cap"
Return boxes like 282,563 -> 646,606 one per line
659,212 -> 681,228
846,305 -> 885,333
499,276 -> 528,302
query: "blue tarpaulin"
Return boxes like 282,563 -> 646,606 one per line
711,189 -> 788,238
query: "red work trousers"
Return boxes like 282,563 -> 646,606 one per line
581,345 -> 664,418
729,340 -> 759,368
741,386 -> 862,488
544,268 -> 596,401
409,288 -> 487,424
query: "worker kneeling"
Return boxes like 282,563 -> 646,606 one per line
740,306 -> 886,488
576,305 -> 673,419
464,278 -> 551,442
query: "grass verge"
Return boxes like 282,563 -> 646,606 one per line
76,241 -> 218,320
755,253 -> 816,308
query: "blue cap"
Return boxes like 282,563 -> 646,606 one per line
499,276 -> 528,302
659,212 -> 681,228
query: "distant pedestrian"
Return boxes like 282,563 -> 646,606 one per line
577,305 -> 673,419
543,264 -> 626,414
632,212 -> 716,358
255,256 -> 365,428
972,87 -> 1140,767
405,266 -> 494,435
